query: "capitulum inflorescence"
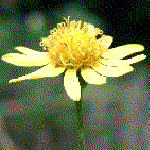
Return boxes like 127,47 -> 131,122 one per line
39,16 -> 108,69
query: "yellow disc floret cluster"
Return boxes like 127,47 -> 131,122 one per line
39,16 -> 108,69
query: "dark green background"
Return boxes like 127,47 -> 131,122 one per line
0,0 -> 148,149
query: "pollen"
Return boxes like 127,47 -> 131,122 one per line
39,16 -> 108,69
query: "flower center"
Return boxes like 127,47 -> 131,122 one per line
40,16 -> 108,69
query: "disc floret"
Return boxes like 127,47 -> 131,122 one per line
40,16 -> 107,69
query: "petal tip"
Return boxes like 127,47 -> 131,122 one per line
140,54 -> 146,60
9,79 -> 17,83
73,98 -> 81,101
131,44 -> 144,51
14,46 -> 24,50
2,53 -> 15,58
14,46 -> 25,49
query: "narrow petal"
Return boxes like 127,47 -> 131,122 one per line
105,35 -> 113,48
87,25 -> 95,35
64,69 -> 81,101
102,44 -> 144,60
14,46 -> 40,55
81,67 -> 106,85
2,52 -> 51,66
92,63 -> 134,77
99,35 -> 113,48
9,64 -> 65,83
99,54 -> 146,66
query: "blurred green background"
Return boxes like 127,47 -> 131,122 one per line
0,0 -> 148,149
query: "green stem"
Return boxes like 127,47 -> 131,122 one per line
75,99 -> 85,150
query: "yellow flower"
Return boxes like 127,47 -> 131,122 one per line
1,16 -> 146,101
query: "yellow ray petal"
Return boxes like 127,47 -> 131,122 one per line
99,35 -> 113,49
2,52 -> 51,66
92,63 -> 134,77
102,44 -> 144,60
99,54 -> 146,66
105,35 -> 113,48
64,69 -> 81,101
81,67 -> 106,85
14,46 -> 40,55
87,25 -> 95,35
9,64 -> 65,83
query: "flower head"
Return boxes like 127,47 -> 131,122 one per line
39,16 -> 107,69
1,16 -> 146,101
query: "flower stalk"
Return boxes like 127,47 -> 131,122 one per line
75,99 -> 85,149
